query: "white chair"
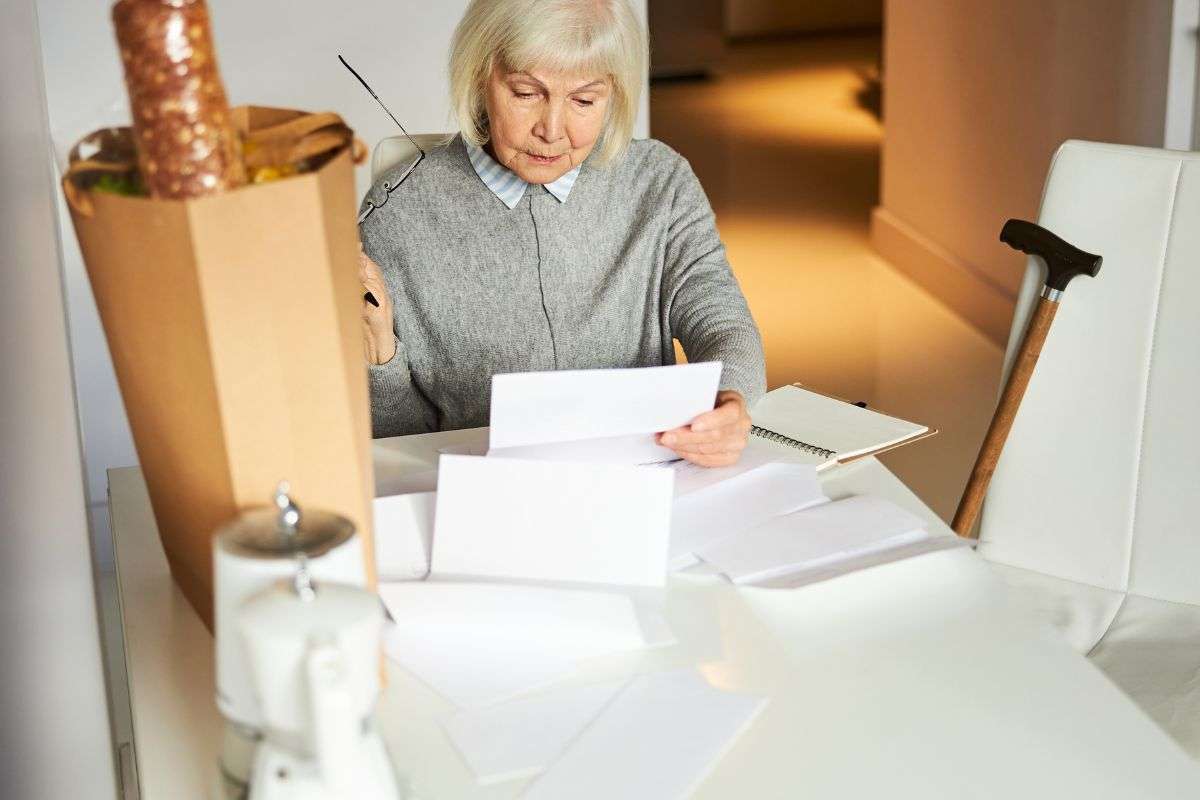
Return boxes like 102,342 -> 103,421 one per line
370,133 -> 453,182
977,140 -> 1200,756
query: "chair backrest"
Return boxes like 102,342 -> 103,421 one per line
370,134 -> 453,182
978,141 -> 1200,606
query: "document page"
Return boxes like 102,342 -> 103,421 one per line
696,494 -> 930,585
669,462 -> 826,570
433,455 -> 673,586
488,362 -> 721,464
522,669 -> 767,800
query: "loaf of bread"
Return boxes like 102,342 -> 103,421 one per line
112,0 -> 245,198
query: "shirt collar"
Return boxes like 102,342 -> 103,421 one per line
465,140 -> 581,209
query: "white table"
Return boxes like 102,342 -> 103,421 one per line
108,434 -> 1200,798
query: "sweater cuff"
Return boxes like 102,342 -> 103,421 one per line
368,337 -> 406,386
719,368 -> 766,410
368,337 -> 420,438
703,331 -> 766,409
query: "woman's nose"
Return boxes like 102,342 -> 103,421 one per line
533,104 -> 565,143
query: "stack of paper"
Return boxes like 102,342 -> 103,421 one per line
695,494 -> 938,585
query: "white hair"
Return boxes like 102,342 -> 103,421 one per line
449,0 -> 646,165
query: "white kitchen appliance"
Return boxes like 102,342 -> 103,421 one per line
212,483 -> 385,797
238,564 -> 401,799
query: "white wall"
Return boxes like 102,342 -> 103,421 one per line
36,0 -> 649,518
0,1 -> 116,796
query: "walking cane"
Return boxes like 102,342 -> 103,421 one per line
952,219 -> 1102,538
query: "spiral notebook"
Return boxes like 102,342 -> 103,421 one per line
750,384 -> 935,471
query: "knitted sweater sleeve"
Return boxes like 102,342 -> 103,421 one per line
661,153 -> 767,406
359,187 -> 440,438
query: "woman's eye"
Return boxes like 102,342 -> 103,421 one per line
514,91 -> 538,99
574,98 -> 595,108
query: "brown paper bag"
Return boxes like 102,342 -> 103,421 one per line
63,106 -> 375,630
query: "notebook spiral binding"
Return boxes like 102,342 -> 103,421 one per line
750,425 -> 837,460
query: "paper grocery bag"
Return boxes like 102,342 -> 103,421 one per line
63,106 -> 375,630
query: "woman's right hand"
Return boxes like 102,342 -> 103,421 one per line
359,243 -> 396,365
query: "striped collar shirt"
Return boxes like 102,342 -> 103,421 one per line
465,140 -> 582,209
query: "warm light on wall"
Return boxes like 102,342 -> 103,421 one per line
652,34 -> 1002,523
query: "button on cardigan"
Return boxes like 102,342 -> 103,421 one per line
360,134 -> 766,439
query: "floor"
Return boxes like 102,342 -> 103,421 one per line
651,33 -> 1004,522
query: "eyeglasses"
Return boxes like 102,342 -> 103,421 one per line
339,55 -> 426,224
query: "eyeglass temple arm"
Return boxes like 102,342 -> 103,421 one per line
337,54 -> 425,158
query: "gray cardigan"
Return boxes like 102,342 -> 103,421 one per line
360,135 -> 765,438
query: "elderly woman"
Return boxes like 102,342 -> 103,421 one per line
359,0 -> 764,467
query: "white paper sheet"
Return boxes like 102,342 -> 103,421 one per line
696,494 -> 930,585
488,363 -> 722,464
379,582 -> 653,708
383,623 -> 575,709
379,582 -> 651,662
522,669 -> 767,800
747,534 -> 970,590
373,491 -> 435,581
432,455 -> 673,586
488,432 -> 678,465
669,462 -> 826,570
442,679 -> 628,784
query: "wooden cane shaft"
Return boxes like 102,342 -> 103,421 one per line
952,297 -> 1059,537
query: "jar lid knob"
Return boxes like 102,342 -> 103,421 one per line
274,481 -> 302,538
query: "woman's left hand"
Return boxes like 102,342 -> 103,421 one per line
657,390 -> 751,467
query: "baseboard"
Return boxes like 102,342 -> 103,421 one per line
870,207 -> 1016,347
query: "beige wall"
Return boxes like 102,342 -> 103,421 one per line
873,0 -> 1171,344
725,0 -> 882,38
